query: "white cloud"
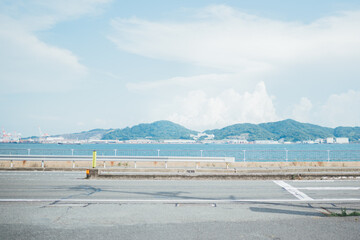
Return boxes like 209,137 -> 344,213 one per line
0,16 -> 87,93
318,90 -> 360,127
111,4 -> 360,127
126,73 -> 259,96
0,0 -> 112,30
109,5 -> 360,73
167,81 -> 278,130
292,97 -> 313,123
0,0 -> 111,93
291,91 -> 360,127
34,0 -> 111,17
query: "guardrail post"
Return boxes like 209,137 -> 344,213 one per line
103,161 -> 106,168
114,149 -> 117,156
71,149 -> 74,156
92,150 -> 97,168
226,163 -> 229,169
27,149 -> 31,155
41,160 -> 44,168
157,149 -> 160,157
165,161 -> 168,169
196,162 -> 199,169
200,150 -> 203,157
10,160 -> 13,168
72,160 -> 75,168
327,150 -> 330,162
134,161 -> 137,168
243,150 -> 246,162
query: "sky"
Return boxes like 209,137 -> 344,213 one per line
1,0 -> 360,137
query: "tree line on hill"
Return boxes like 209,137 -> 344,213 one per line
56,119 -> 360,142
99,119 -> 360,142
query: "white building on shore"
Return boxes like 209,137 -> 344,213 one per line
254,140 -> 279,144
190,133 -> 214,141
163,139 -> 196,144
225,139 -> 248,144
335,137 -> 349,144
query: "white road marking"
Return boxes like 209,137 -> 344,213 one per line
296,187 -> 360,190
1,198 -> 360,203
273,180 -> 313,200
293,180 -> 335,183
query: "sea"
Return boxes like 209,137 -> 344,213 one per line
1,143 -> 360,162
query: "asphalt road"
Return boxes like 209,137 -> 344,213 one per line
0,171 -> 359,240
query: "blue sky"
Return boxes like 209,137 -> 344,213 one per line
1,0 -> 360,137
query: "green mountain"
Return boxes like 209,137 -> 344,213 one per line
57,128 -> 113,140
102,120 -> 198,140
205,123 -> 276,141
334,127 -> 360,142
205,119 -> 335,142
50,119 -> 360,142
259,119 -> 334,142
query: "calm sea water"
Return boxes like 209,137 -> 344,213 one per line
1,143 -> 360,162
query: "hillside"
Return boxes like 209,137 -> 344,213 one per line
205,119 -> 335,142
102,120 -> 198,140
205,123 -> 276,141
57,128 -> 113,140
259,119 -> 334,142
50,119 -> 360,142
334,127 -> 360,142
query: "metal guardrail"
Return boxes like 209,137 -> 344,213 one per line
0,155 -> 235,169
1,148 -> 360,162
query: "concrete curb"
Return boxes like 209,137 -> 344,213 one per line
1,167 -> 359,180
85,168 -> 360,180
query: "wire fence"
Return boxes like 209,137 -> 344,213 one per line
1,148 -> 360,162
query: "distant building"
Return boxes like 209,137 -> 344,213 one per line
125,139 -> 154,144
89,139 -> 120,144
45,137 -> 64,143
225,139 -> 248,144
335,137 -> 349,144
254,140 -> 278,144
314,138 -> 325,144
163,139 -> 196,144
201,140 -> 226,144
326,137 -> 334,144
190,133 -> 214,140
227,134 -> 249,140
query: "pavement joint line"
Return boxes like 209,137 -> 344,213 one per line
310,205 -> 333,215
273,180 -> 314,200
1,198 -> 360,203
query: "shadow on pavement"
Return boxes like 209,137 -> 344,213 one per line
250,206 -> 322,217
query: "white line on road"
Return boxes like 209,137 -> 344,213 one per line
296,187 -> 360,190
273,180 -> 313,200
1,198 -> 360,203
293,180 -> 335,182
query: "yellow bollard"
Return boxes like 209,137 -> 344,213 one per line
92,150 -> 97,168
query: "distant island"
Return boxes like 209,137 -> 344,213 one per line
12,119 -> 360,144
